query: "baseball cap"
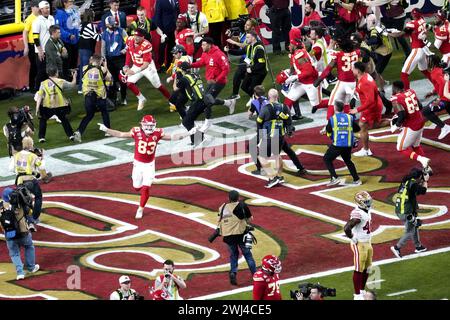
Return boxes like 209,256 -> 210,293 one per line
38,1 -> 50,9
119,275 -> 130,284
105,16 -> 118,27
2,188 -> 14,203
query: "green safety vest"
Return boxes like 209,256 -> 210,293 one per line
246,43 -> 268,72
184,73 -> 204,101
395,179 -> 415,215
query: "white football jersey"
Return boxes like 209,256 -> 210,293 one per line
350,207 -> 372,242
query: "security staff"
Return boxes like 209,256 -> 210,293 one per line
35,65 -> 77,143
218,190 -> 256,286
225,31 -> 268,98
323,100 -> 361,186
390,168 -> 429,258
9,137 -> 51,227
73,55 -> 113,143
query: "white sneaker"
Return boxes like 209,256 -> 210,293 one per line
137,97 -> 147,111
16,274 -> 25,280
49,115 -> 61,123
350,180 -> 362,186
73,131 -> 82,143
417,156 -> 430,169
353,293 -> 364,300
438,125 -> 450,140
105,133 -> 111,137
30,264 -> 40,273
246,98 -> 252,108
227,99 -> 236,115
135,207 -> 144,219
353,148 -> 372,157
199,120 -> 211,133
326,177 -> 343,186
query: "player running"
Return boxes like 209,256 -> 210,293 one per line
434,10 -> 450,67
252,255 -> 282,300
120,28 -> 171,111
344,191 -> 373,301
97,115 -> 195,219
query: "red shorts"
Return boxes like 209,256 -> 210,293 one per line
360,112 -> 381,126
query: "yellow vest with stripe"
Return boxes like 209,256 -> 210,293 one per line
13,150 -> 41,184
38,78 -> 68,108
395,179 -> 415,215
82,65 -> 107,99
328,113 -> 354,147
246,43 -> 268,72
219,202 -> 248,236
311,37 -> 328,71
370,28 -> 393,56
184,73 -> 204,101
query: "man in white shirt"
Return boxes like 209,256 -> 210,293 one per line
153,260 -> 186,300
32,1 -> 55,90
186,0 -> 209,55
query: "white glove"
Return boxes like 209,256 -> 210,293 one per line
423,172 -> 430,182
390,123 -> 398,133
285,75 -> 297,85
246,67 -> 252,74
97,123 -> 108,132
160,34 -> 167,44
188,127 -> 197,135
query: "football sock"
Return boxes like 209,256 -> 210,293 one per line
127,82 -> 140,96
401,72 -> 410,90
400,148 -> 418,160
158,85 -> 171,99
283,97 -> 294,109
140,186 -> 150,208
412,146 -> 425,156
353,271 -> 363,294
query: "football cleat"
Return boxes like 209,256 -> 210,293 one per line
137,97 -> 147,111
135,207 -> 144,219
390,246 -> 402,258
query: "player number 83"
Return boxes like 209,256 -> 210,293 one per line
137,140 -> 157,155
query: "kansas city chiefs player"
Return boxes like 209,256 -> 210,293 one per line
175,14 -> 195,58
344,191 -> 373,300
120,28 -> 171,111
252,255 -> 282,300
98,116 -> 195,219
390,81 -> 431,171
434,10 -> 450,67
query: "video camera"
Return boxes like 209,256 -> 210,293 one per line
229,14 -> 261,37
208,227 -> 221,243
8,105 -> 34,130
8,183 -> 34,214
290,283 -> 336,300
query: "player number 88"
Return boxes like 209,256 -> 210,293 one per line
137,140 -> 156,155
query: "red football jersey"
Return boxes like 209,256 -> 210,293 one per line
290,48 -> 318,84
175,28 -> 195,56
126,36 -> 153,67
330,49 -> 360,82
405,18 -> 427,49
252,270 -> 282,300
430,67 -> 450,102
434,21 -> 450,54
130,127 -> 164,163
391,89 -> 424,131
355,73 -> 382,114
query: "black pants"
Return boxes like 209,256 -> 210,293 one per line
182,99 -> 208,144
281,139 -> 305,171
77,94 -> 111,135
269,8 -> 291,52
106,55 -> 127,101
233,63 -> 247,96
35,56 -> 47,91
323,145 -> 359,181
204,82 -> 226,119
241,72 -> 267,97
158,31 -> 176,68
249,132 -> 263,170
63,42 -> 79,79
381,17 -> 411,58
375,53 -> 392,75
422,100 -> 450,128
169,89 -> 188,119
38,106 -> 74,139
29,179 -> 42,221
28,50 -> 38,92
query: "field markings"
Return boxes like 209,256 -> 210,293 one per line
366,279 -> 385,285
191,245 -> 450,300
387,289 -> 418,297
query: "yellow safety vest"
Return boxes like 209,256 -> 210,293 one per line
13,150 -> 41,184
38,78 -> 68,108
82,65 -> 107,99
246,43 -> 268,71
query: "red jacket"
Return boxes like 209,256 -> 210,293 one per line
191,45 -> 230,85
301,11 -> 322,28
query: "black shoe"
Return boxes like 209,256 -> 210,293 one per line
297,168 -> 308,176
311,106 -> 318,114
278,176 -> 285,183
28,223 -> 37,232
390,246 -> 402,258
292,115 -> 304,120
229,272 -> 237,285
251,169 -> 261,175
415,245 -> 427,253
265,176 -> 281,188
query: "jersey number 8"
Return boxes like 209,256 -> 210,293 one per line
137,140 -> 156,155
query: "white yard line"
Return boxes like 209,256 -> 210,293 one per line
387,289 -> 418,297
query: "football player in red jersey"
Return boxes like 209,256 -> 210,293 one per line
314,38 -> 360,120
434,10 -> 450,67
252,255 -> 282,300
120,28 -> 171,111
390,81 -> 432,171
350,62 -> 390,157
98,115 -> 195,219
175,14 -> 195,58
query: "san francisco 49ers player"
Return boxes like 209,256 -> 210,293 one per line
390,81 -> 432,172
314,39 -> 360,120
344,191 -> 373,300
252,255 -> 282,300
97,116 -> 195,219
120,28 -> 171,111
434,10 -> 450,67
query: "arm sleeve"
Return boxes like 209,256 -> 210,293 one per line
153,1 -> 162,29
56,12 -> 71,43
396,110 -> 406,126
357,86 -> 376,113
216,56 -> 230,83
125,48 -> 132,67
411,182 -> 427,196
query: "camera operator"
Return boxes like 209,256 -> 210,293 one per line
390,167 -> 429,258
213,190 -> 257,285
295,284 -> 324,300
110,275 -> 142,300
292,282 -> 336,300
225,30 -> 267,100
0,188 -> 40,280
9,137 -> 52,229
225,18 -> 258,100
153,260 -> 186,300
3,106 -> 34,157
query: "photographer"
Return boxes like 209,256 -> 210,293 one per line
73,54 -> 112,143
1,188 -> 40,281
294,284 -> 327,300
213,190 -> 257,286
9,137 -> 52,228
110,275 -> 142,300
225,30 -> 267,99
390,167 -> 429,258
3,106 -> 34,157
153,260 -> 186,300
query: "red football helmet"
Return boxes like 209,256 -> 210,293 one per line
150,289 -> 169,300
411,8 -> 422,20
261,255 -> 282,274
141,115 -> 156,135
436,10 -> 447,21
289,28 -> 302,47
276,69 -> 291,85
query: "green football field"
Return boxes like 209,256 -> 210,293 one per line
214,250 -> 450,300
0,46 -> 425,158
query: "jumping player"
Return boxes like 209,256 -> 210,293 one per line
120,28 -> 171,111
434,10 -> 450,67
98,116 -> 195,219
252,255 -> 282,300
344,191 -> 373,300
